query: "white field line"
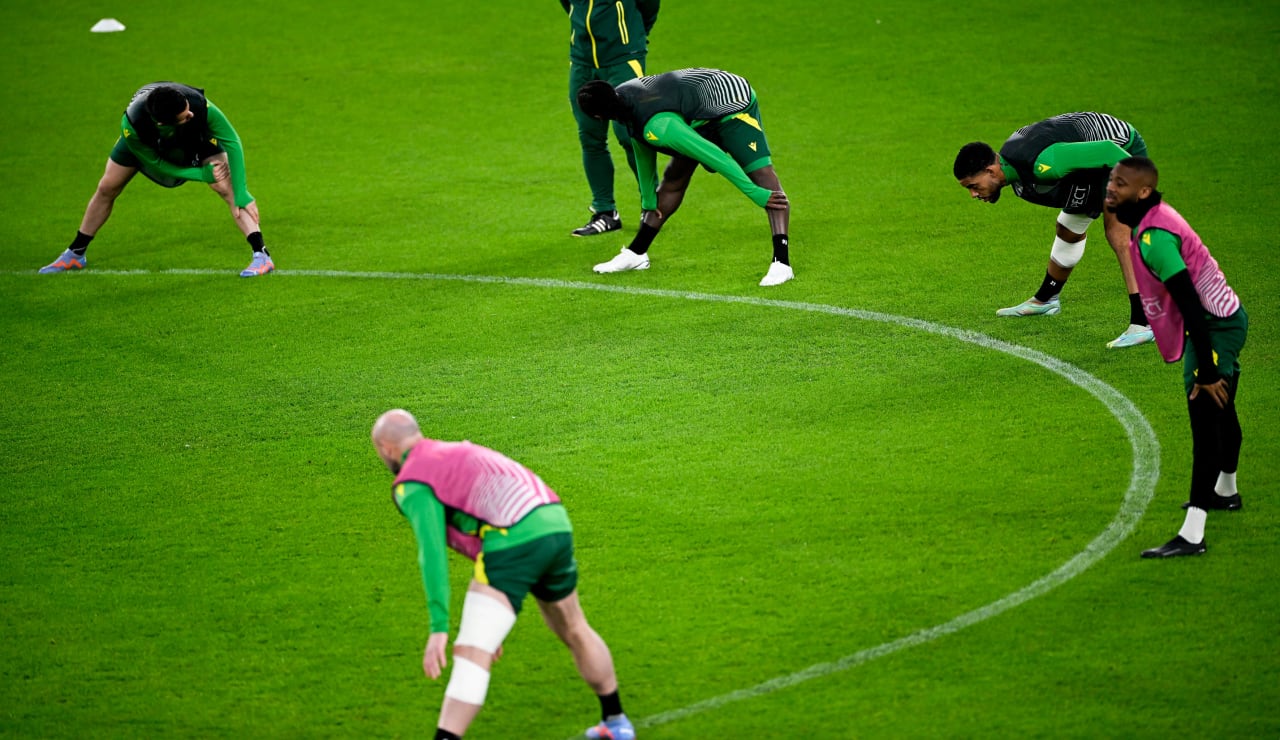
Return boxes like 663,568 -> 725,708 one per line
7,268 -> 1161,732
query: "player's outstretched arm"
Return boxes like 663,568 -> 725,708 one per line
396,483 -> 454,635
644,113 -> 772,207
206,103 -> 254,208
1034,140 -> 1131,180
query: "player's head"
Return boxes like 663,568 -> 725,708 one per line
954,142 -> 1005,203
145,85 -> 193,126
577,80 -> 624,121
1105,156 -> 1161,217
371,409 -> 425,474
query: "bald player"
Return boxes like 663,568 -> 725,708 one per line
371,410 -> 635,740
1104,158 -> 1249,558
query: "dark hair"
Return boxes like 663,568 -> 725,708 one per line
577,80 -> 622,119
953,142 -> 998,179
145,85 -> 189,124
1117,155 -> 1158,180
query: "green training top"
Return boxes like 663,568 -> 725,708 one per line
120,101 -> 254,207
616,69 -> 772,209
997,112 -> 1138,209
561,0 -> 658,68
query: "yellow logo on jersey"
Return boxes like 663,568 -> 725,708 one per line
646,131 -> 658,141
733,112 -> 763,131
749,141 -> 757,151
394,483 -> 407,502
1143,232 -> 1152,245
123,128 -> 131,138
1037,163 -> 1052,174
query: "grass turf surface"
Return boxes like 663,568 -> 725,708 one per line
2,0 -> 1278,737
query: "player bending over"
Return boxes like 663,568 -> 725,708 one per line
372,410 -> 636,739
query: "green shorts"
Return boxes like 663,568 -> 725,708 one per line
693,95 -> 773,174
476,532 -> 578,614
109,136 -> 223,188
1183,307 -> 1247,393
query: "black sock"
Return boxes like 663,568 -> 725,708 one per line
434,729 -> 462,740
627,223 -> 659,255
599,690 -> 624,721
69,231 -> 94,256
247,231 -> 268,255
1034,271 -> 1066,303
1128,292 -> 1147,326
772,234 -> 790,265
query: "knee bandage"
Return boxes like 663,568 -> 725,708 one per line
1050,235 -> 1086,269
444,656 -> 491,706
454,592 -> 517,654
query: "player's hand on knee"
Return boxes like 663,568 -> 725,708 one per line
423,632 -> 449,679
1190,379 -> 1229,409
766,191 -> 789,210
237,201 -> 260,225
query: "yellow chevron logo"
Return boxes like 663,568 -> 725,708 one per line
1143,232 -> 1151,245
1037,163 -> 1052,174
646,132 -> 658,141
749,141 -> 757,151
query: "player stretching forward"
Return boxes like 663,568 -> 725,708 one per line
578,68 -> 793,286
39,82 -> 273,277
1103,158 -> 1249,558
954,112 -> 1153,348
371,410 -> 635,740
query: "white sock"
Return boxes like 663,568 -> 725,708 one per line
1215,472 -> 1238,497
1179,507 -> 1207,544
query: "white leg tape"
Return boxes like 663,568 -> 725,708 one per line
1050,235 -> 1086,269
454,592 -> 517,654
444,656 -> 491,706
1056,210 -> 1094,235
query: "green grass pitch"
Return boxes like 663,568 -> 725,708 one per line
2,0 -> 1278,737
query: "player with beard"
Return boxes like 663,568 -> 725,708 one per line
1104,157 -> 1248,558
371,409 -> 636,739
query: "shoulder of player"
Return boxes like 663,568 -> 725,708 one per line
395,479 -> 438,505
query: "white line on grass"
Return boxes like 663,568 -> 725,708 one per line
11,268 -> 1161,731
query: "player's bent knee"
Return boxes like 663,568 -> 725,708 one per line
454,592 -> 517,654
1055,211 -> 1093,237
1050,235 -> 1086,269
444,656 -> 491,706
